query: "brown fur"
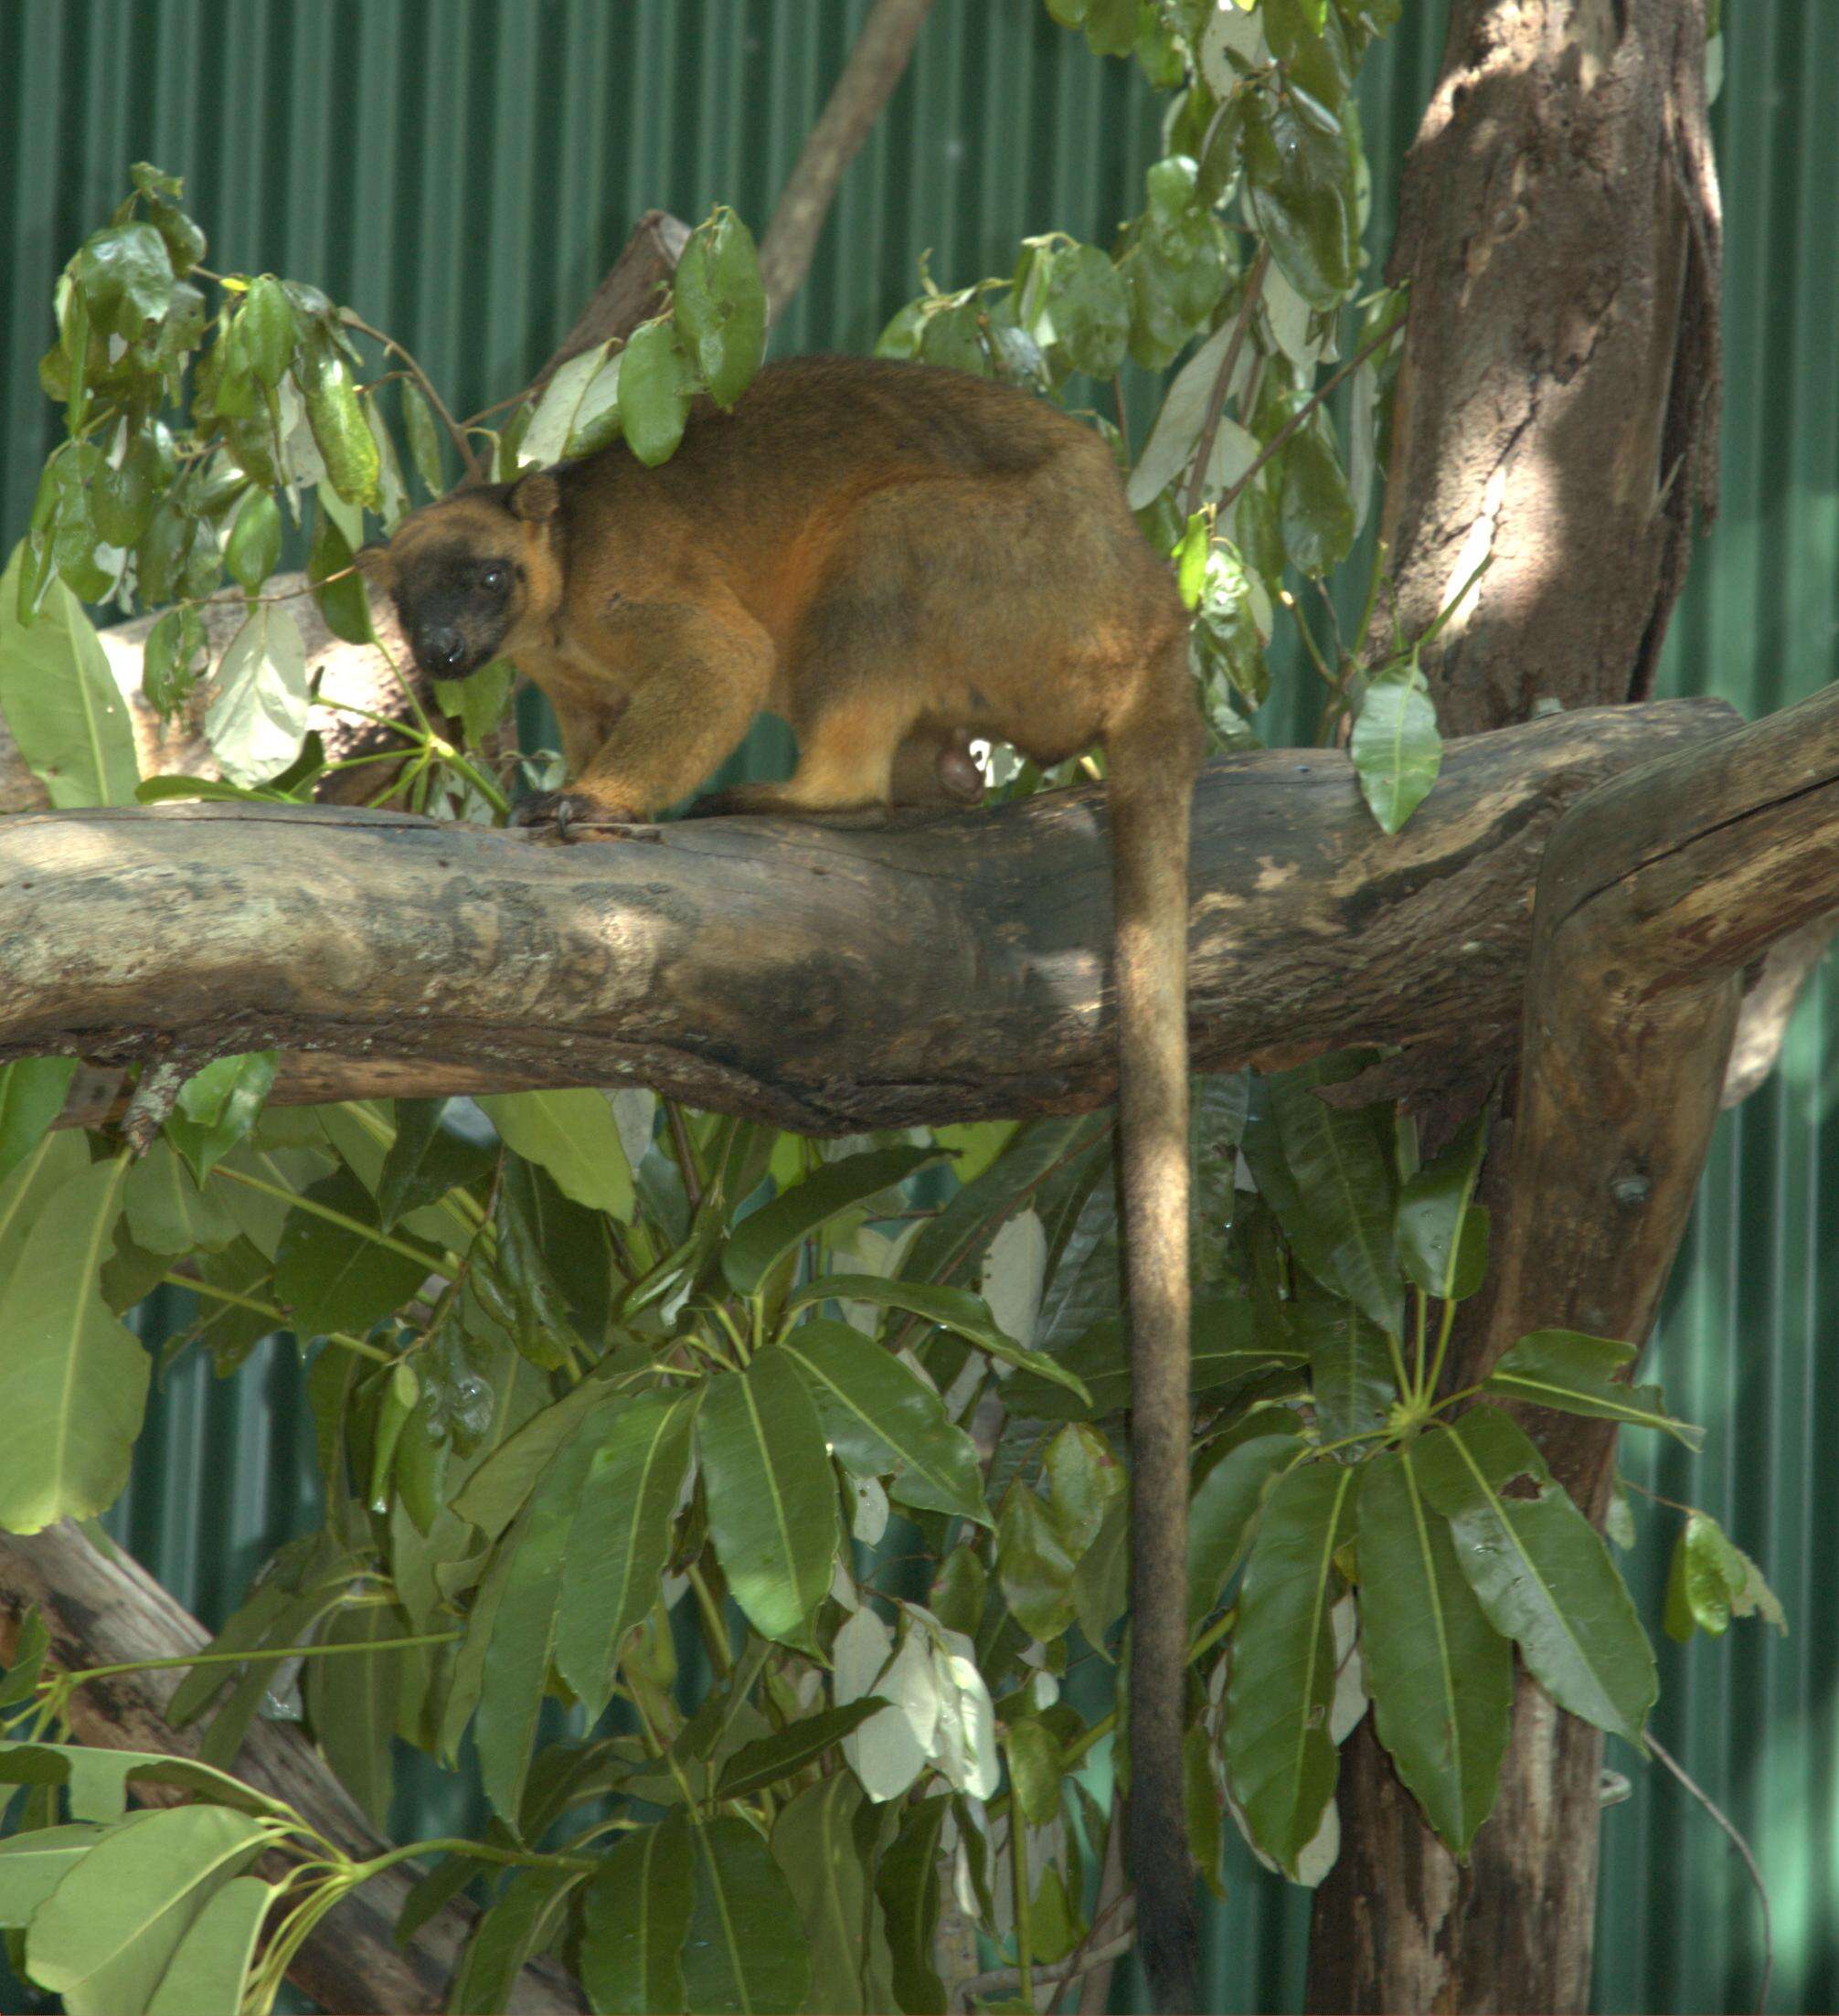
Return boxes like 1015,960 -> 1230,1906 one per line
365,355 -> 1204,2011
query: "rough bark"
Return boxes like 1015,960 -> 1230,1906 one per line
1375,0 -> 1721,733
1310,3 -> 1727,2009
0,1522 -> 585,2016
0,700 -> 1733,1131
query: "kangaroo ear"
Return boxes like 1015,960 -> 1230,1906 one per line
508,470 -> 562,523
352,541 -> 394,585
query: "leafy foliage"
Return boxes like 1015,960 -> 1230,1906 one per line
0,15 -> 1775,2011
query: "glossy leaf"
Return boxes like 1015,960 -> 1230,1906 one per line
698,1349 -> 838,1647
1292,1279 -> 1396,1444
581,1818 -> 695,2015
1043,242 -> 1130,378
1484,1331 -> 1704,1449
781,1319 -> 990,1525
1187,1427 -> 1302,1625
722,1145 -> 941,1293
1224,1459 -> 1357,1875
1263,1058 -> 1402,1336
0,1153 -> 145,1533
1414,1409 -> 1656,1745
1243,91 -> 1358,310
1395,1116 -> 1486,1300
558,1392 -> 698,1718
682,1815 -> 813,2015
0,544 -> 139,807
1352,654 -> 1442,833
1664,1511 -> 1787,1642
1357,1447 -> 1512,1853
222,485 -> 281,593
675,207 -> 768,409
301,338 -> 380,508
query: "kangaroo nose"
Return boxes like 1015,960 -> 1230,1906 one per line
417,625 -> 466,672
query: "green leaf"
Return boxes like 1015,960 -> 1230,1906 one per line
0,544 -> 139,807
165,1051 -> 278,1185
122,1141 -> 239,1256
473,1415 -> 607,1825
447,1864 -> 580,2016
683,1814 -> 813,2015
26,1803 -> 265,2016
452,1381 -> 613,1540
308,504 -> 375,645
1292,1277 -> 1396,1444
0,1058 -> 78,1191
1043,243 -> 1131,379
1413,1409 -> 1656,1745
304,1598 -> 405,1830
780,1319 -> 990,1525
273,1166 -> 439,1339
905,1113 -> 1110,1289
1224,1459 -> 1356,1875
144,1872 -> 276,2016
476,1088 -> 634,1221
1006,1717 -> 1065,1824
222,486 -> 281,593
1187,1427 -> 1302,1624
770,1773 -> 896,2016
722,1145 -> 942,1293
0,1739 -> 301,1824
142,605 -> 207,717
557,1392 -> 697,1719
1262,1058 -> 1402,1336
0,1604 -> 49,1709
997,1486 -> 1079,1642
717,1699 -> 886,1799
377,1098 -> 492,1230
876,1795 -> 949,2015
521,342 -> 615,466
300,335 -> 380,509
1352,654 -> 1442,832
581,1818 -> 695,2015
0,1825 -> 107,1927
436,657 -> 516,747
1395,1116 -> 1486,1300
1243,90 -> 1358,310
619,316 -> 692,467
204,603 -> 310,787
1483,1332 -> 1705,1449
73,220 -> 175,338
1357,1447 -> 1512,1854
1663,1512 -> 1786,1642
0,1153 -> 145,1533
675,207 -> 768,409
237,276 -> 293,386
698,1350 -> 839,1647
787,1273 -> 1091,1404
1279,420 -> 1356,578
400,379 -> 448,497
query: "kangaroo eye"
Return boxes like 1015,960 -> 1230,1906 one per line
480,564 -> 508,593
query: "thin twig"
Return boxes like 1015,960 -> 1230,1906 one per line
1183,243 -> 1270,523
339,308 -> 485,484
1646,1730 -> 1773,2016
1217,308 -> 1405,515
959,1929 -> 1136,2005
757,0 -> 940,319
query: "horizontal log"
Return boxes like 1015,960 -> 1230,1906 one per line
0,698 -> 1737,1132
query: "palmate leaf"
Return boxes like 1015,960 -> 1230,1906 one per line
1484,1331 -> 1704,1449
1356,1446 -> 1512,1854
780,1319 -> 990,1525
1414,1408 -> 1656,1745
557,1392 -> 698,1719
1223,1459 -> 1356,1875
788,1273 -> 1091,1404
581,1819 -> 695,2016
697,1347 -> 838,1648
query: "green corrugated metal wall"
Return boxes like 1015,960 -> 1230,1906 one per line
0,4 -> 1832,2011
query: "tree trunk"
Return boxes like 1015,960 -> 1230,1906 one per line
1309,2 -> 1725,2008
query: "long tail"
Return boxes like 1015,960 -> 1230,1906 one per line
1108,691 -> 1201,2016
